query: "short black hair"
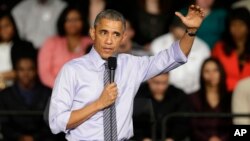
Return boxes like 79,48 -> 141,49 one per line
13,55 -> 37,71
94,9 -> 126,31
57,6 -> 85,36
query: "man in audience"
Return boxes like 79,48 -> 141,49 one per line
0,56 -> 54,141
12,0 -> 67,48
135,73 -> 190,141
151,18 -> 210,94
117,19 -> 150,56
232,77 -> 250,125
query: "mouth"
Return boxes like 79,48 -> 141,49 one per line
103,47 -> 113,53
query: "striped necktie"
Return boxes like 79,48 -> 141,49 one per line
103,62 -> 118,141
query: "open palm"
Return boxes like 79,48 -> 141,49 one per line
175,5 -> 205,29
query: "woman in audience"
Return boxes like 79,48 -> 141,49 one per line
0,10 -> 36,90
212,8 -> 250,92
180,0 -> 227,48
133,0 -> 178,47
38,6 -> 93,88
189,58 -> 231,141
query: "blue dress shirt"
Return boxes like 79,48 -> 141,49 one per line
49,41 -> 187,141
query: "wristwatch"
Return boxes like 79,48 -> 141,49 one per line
186,29 -> 196,36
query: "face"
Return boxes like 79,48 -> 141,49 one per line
64,10 -> 83,36
230,19 -> 248,41
16,59 -> 36,87
196,0 -> 214,9
0,16 -> 15,42
202,61 -> 220,87
148,73 -> 169,98
171,26 -> 185,40
90,18 -> 125,59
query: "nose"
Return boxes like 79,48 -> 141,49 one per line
105,34 -> 113,45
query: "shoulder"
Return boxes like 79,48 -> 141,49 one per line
194,37 -> 209,49
235,77 -> 250,92
42,36 -> 64,48
212,8 -> 227,16
0,87 -> 14,99
212,41 -> 225,54
13,0 -> 33,12
151,33 -> 173,46
168,85 -> 187,98
63,55 -> 91,71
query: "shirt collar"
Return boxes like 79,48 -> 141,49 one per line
89,46 -> 106,69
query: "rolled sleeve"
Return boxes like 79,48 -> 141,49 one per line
135,41 -> 188,82
172,40 -> 188,63
49,63 -> 75,134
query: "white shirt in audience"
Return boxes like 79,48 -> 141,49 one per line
151,33 -> 210,94
12,0 -> 67,48
232,77 -> 250,125
0,42 -> 12,73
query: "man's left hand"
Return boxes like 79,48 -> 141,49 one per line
175,5 -> 205,31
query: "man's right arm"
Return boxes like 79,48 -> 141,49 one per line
66,83 -> 118,129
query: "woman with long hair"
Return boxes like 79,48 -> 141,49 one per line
212,8 -> 250,92
38,6 -> 93,88
189,58 -> 231,141
0,10 -> 36,90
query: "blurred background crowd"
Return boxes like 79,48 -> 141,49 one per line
0,0 -> 249,141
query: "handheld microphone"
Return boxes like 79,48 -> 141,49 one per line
108,57 -> 117,83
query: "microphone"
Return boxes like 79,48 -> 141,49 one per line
108,57 -> 117,83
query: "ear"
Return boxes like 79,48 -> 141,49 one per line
121,31 -> 127,42
89,27 -> 95,41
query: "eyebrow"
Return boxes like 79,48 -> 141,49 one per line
99,29 -> 121,36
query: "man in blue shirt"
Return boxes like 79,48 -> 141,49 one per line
49,5 -> 205,141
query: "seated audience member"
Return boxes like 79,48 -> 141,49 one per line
232,77 -> 250,125
151,18 -> 210,94
180,0 -> 227,48
212,8 -> 250,92
189,58 -> 231,141
0,56 -> 54,141
38,6 -> 93,88
117,19 -> 150,56
133,0 -> 175,46
12,0 -> 67,48
135,73 -> 190,141
0,10 -> 36,90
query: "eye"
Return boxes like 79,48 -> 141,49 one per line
100,30 -> 107,35
114,32 -> 120,37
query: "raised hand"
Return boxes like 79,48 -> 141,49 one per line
175,5 -> 205,30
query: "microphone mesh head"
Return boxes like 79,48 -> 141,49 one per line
108,57 -> 117,70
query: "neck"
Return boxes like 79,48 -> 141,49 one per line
205,84 -> 218,94
18,82 -> 34,90
66,34 -> 82,49
235,37 -> 246,54
153,93 -> 164,102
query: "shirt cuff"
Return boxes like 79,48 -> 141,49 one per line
172,41 -> 188,63
56,111 -> 71,133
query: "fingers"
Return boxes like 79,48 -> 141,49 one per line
189,4 -> 205,18
175,12 -> 185,20
106,82 -> 117,89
